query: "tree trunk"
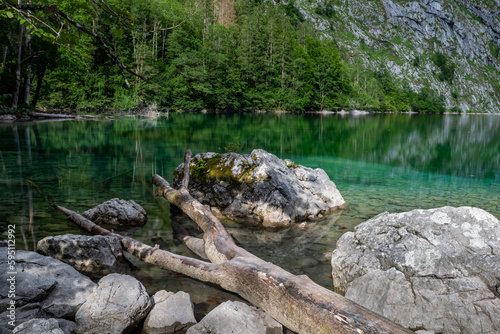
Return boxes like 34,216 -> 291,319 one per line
12,23 -> 24,109
54,150 -> 413,334
31,66 -> 46,108
23,29 -> 32,106
0,31 -> 12,84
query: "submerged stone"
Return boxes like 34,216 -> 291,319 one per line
173,149 -> 347,228
82,198 -> 147,226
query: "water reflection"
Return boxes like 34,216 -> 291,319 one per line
0,114 -> 499,295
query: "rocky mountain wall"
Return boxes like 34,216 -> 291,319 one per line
294,0 -> 500,112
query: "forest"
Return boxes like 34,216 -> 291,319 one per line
0,0 -> 447,113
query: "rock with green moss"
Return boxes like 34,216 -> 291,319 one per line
173,149 -> 347,228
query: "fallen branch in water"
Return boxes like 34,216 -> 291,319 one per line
52,149 -> 413,334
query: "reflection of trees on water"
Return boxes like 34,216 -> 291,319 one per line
0,113 -> 498,252
3,125 -> 37,250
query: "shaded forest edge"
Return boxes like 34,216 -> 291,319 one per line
1,0 -> 462,114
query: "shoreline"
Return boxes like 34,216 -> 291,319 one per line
0,108 -> 498,123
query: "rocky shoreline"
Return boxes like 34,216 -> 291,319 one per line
0,242 -> 284,334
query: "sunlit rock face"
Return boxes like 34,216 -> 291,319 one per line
331,206 -> 500,333
37,234 -> 133,279
173,149 -> 347,228
295,0 -> 500,112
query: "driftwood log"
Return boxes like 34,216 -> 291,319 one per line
52,150 -> 413,334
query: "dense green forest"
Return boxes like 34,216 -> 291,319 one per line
0,0 -> 447,113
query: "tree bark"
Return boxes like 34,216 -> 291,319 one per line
12,22 -> 24,109
55,150 -> 413,334
31,65 -> 46,108
0,30 -> 12,84
23,29 -> 32,106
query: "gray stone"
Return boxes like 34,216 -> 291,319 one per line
0,248 -> 96,319
331,206 -> 500,333
186,301 -> 282,334
54,319 -> 76,334
0,271 -> 57,312
143,291 -> 196,334
0,303 -> 47,334
37,234 -> 132,278
82,198 -> 147,226
173,150 -> 347,228
13,318 -> 63,334
75,273 -> 152,334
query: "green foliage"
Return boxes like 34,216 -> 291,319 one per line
412,56 -> 420,67
489,41 -> 500,59
432,52 -> 455,84
314,1 -> 335,18
0,0 -> 447,113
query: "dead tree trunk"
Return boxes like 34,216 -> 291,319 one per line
55,150 -> 413,334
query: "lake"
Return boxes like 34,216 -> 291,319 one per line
1,113 -> 499,307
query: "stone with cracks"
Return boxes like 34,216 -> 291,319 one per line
75,273 -> 152,334
0,247 -> 96,320
13,318 -> 63,334
173,149 -> 347,228
143,290 -> 197,334
186,301 -> 282,334
82,198 -> 147,226
331,206 -> 500,334
37,234 -> 133,278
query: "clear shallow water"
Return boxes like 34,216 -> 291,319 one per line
0,113 -> 499,304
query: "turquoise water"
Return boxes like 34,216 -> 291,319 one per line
0,113 -> 499,300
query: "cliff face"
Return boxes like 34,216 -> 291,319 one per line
295,0 -> 500,112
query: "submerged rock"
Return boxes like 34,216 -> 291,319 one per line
331,206 -> 500,333
37,234 -> 133,278
82,198 -> 147,226
173,149 -> 347,228
75,273 -> 152,334
186,301 -> 282,334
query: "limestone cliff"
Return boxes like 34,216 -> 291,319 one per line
292,0 -> 500,112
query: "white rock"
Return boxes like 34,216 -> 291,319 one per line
75,274 -> 152,334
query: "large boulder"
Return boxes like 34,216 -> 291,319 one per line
75,273 -> 152,334
0,248 -> 96,321
82,198 -> 147,226
173,150 -> 347,228
37,234 -> 133,278
143,290 -> 197,334
186,301 -> 282,334
331,206 -> 500,334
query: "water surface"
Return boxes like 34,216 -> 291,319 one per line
0,113 -> 498,304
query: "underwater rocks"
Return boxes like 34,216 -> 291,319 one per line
173,149 -> 347,228
331,206 -> 500,333
82,198 -> 147,226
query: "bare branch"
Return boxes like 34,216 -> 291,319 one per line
171,219 -> 208,259
154,9 -> 199,32
92,0 -> 133,29
50,201 -> 222,282
181,149 -> 191,190
4,1 -> 147,86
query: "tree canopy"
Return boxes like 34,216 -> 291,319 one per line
0,0 -> 447,112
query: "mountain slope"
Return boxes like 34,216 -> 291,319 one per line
296,0 -> 500,112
